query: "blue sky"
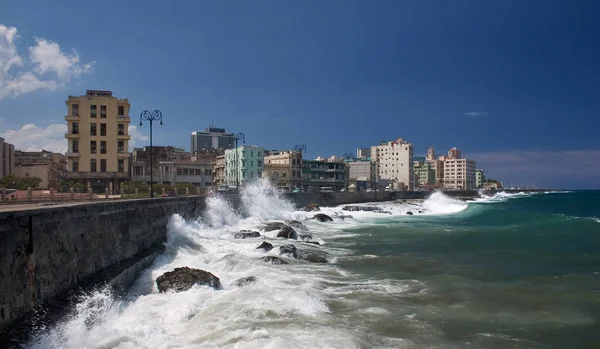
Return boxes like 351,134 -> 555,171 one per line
1,0 -> 599,189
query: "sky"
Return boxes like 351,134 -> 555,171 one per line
1,0 -> 599,189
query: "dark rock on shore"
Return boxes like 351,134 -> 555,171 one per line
313,213 -> 333,222
256,241 -> 274,251
406,212 -> 413,216
298,252 -> 328,263
277,225 -> 298,240
234,231 -> 261,239
263,256 -> 288,265
262,222 -> 288,232
156,267 -> 220,292
233,276 -> 257,287
287,220 -> 308,230
279,244 -> 298,258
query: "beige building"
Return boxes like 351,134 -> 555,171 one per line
426,147 -> 444,186
213,155 -> 225,187
263,150 -> 303,190
442,147 -> 476,190
13,150 -> 67,189
370,138 -> 415,190
65,90 -> 131,193
347,160 -> 376,187
0,137 -> 15,180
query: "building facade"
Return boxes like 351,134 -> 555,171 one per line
263,150 -> 303,190
190,125 -> 234,152
0,137 -> 15,180
347,159 -> 376,190
302,158 -> 346,192
414,159 -> 436,187
370,138 -> 415,191
13,150 -> 67,189
425,147 -> 444,186
131,146 -> 216,188
213,155 -> 225,187
476,169 -> 485,188
224,145 -> 264,186
64,90 -> 131,193
442,147 -> 476,190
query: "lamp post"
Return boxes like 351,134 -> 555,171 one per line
139,110 -> 163,198
230,133 -> 245,190
294,144 -> 306,192
343,152 -> 353,192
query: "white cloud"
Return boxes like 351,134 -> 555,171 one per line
1,123 -> 67,153
0,24 -> 94,100
464,111 -> 489,117
128,125 -> 149,150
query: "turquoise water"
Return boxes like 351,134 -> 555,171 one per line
334,191 -> 600,348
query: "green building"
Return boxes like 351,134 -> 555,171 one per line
224,145 -> 264,186
414,159 -> 436,187
476,169 -> 485,188
302,159 -> 346,192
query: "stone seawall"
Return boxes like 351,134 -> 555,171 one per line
0,190 -> 480,337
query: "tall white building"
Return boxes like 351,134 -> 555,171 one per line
442,147 -> 476,190
190,125 -> 234,152
370,138 -> 414,190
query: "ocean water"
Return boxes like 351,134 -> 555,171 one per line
25,182 -> 600,349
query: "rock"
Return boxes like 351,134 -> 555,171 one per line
276,225 -> 298,240
262,222 -> 288,232
279,244 -> 298,258
299,234 -> 313,241
304,203 -> 321,211
156,267 -> 220,292
234,231 -> 261,239
406,212 -> 414,216
302,241 -> 321,246
263,256 -> 288,265
256,241 -> 274,251
313,213 -> 333,222
298,252 -> 328,263
232,276 -> 257,287
287,220 -> 308,230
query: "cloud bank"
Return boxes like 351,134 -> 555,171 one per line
0,24 -> 94,99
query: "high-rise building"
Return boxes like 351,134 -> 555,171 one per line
370,138 -> 415,191
442,147 -> 476,190
0,137 -> 15,180
190,125 -> 234,152
64,90 -> 131,193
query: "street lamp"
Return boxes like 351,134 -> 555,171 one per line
139,110 -> 163,198
230,133 -> 245,190
343,153 -> 353,191
294,144 -> 306,192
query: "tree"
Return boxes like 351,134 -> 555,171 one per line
0,175 -> 42,190
0,175 -> 19,189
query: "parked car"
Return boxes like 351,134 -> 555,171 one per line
161,191 -> 177,197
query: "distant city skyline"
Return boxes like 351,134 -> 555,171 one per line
1,1 -> 599,189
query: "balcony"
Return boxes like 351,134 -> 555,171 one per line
66,171 -> 130,179
117,152 -> 129,158
65,151 -> 80,157
65,132 -> 80,139
117,134 -> 131,140
65,114 -> 79,121
117,115 -> 131,122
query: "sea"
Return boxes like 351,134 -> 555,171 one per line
24,181 -> 600,349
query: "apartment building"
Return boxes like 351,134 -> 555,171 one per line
213,155 -> 225,187
414,159 -> 436,187
370,138 -> 415,191
13,150 -> 67,189
65,90 -> 131,193
191,125 -> 234,152
302,158 -> 346,192
476,169 -> 485,188
0,137 -> 15,179
131,146 -> 216,188
442,147 -> 476,190
263,150 -> 303,190
224,145 -> 264,186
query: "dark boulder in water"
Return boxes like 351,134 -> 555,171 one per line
301,203 -> 321,212
279,244 -> 298,258
277,225 -> 298,240
256,241 -> 274,251
406,212 -> 414,216
298,252 -> 328,263
287,220 -> 308,230
262,222 -> 288,232
232,276 -> 257,287
313,213 -> 333,222
156,267 -> 220,292
263,256 -> 288,265
234,231 -> 261,239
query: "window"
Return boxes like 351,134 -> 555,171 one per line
195,169 -> 202,175
242,171 -> 246,178
72,104 -> 79,116
100,123 -> 106,136
118,159 -> 124,172
91,105 -> 97,118
90,123 -> 97,136
72,140 -> 79,153
251,160 -> 254,166
205,169 -> 211,175
257,152 -> 261,157
257,160 -> 262,167
72,122 -> 79,134
100,105 -> 106,118
118,141 -> 124,153
100,141 -> 106,154
118,106 -> 124,116
72,161 -> 79,172
118,124 -> 125,135
90,159 -> 97,172
100,159 -> 107,172
90,141 -> 97,154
